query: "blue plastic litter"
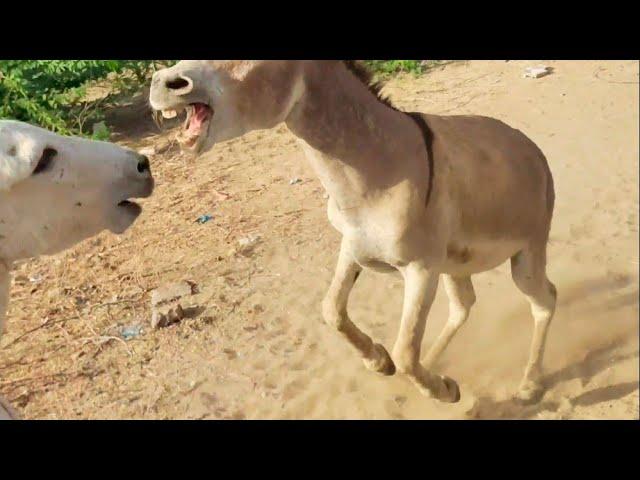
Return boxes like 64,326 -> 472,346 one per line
196,214 -> 213,224
121,325 -> 143,340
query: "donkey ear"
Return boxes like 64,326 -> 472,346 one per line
226,60 -> 268,82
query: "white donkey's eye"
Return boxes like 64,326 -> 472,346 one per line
33,147 -> 57,175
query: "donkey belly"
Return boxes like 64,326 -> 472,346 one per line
440,238 -> 526,276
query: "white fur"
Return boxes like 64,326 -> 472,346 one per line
0,120 -> 154,420
0,124 -> 41,191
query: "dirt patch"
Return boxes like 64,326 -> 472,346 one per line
1,60 -> 637,419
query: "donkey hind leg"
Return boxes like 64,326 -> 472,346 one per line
511,246 -> 557,404
422,275 -> 476,370
322,239 -> 395,376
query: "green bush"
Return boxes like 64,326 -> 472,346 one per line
364,60 -> 426,76
0,60 -> 168,138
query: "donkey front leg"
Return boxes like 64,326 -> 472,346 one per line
392,263 -> 460,403
322,239 -> 395,375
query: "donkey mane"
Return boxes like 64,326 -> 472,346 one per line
340,61 -> 433,206
341,60 -> 400,112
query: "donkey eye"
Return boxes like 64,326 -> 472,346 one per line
33,147 -> 57,174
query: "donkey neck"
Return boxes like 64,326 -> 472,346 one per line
285,62 -> 424,210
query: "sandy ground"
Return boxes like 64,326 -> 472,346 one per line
0,60 -> 638,420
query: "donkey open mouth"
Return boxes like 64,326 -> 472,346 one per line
116,199 -> 142,215
160,103 -> 213,151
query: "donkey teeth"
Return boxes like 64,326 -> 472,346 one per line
162,109 -> 178,119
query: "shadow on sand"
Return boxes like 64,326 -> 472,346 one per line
465,273 -> 638,419
468,341 -> 638,419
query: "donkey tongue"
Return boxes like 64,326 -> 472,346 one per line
187,104 -> 210,134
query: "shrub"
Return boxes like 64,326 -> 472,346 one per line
364,60 -> 426,76
0,60 -> 169,138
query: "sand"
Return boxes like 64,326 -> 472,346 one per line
0,60 -> 637,419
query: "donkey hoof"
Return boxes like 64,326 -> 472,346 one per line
363,343 -> 396,376
437,375 -> 461,403
515,380 -> 544,404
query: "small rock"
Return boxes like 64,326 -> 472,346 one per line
523,65 -> 551,79
151,281 -> 197,305
252,303 -> 264,313
150,281 -> 198,330
223,348 -> 238,359
152,304 -> 185,329
237,234 -> 261,256
289,178 -> 302,185
238,234 -> 260,248
139,147 -> 156,157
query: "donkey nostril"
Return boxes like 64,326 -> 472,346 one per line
137,156 -> 151,174
166,77 -> 190,90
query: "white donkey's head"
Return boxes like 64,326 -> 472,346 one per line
0,120 -> 154,262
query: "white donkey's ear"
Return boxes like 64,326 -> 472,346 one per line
0,123 -> 40,191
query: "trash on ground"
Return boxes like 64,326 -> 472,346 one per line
524,66 -> 552,79
196,214 -> 213,224
151,281 -> 199,329
289,178 -> 302,185
121,324 -> 143,340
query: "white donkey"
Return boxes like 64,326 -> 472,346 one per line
0,120 -> 154,419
